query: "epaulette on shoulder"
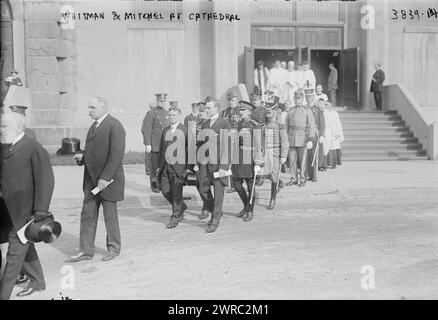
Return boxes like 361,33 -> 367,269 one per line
250,119 -> 261,126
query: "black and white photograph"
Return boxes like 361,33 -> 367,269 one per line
0,0 -> 437,305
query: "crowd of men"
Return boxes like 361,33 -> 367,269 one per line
141,80 -> 344,234
0,62 -> 344,299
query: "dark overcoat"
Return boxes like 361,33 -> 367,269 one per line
81,115 -> 126,202
0,136 -> 54,231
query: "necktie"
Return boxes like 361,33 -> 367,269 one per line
91,121 -> 98,134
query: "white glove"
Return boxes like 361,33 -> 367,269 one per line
254,165 -> 261,174
306,141 -> 313,150
193,165 -> 199,172
319,136 -> 325,144
280,157 -> 287,165
145,145 -> 152,153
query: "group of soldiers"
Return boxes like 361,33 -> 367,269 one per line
141,86 -> 336,233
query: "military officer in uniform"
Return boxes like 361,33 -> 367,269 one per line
260,105 -> 289,210
141,93 -> 170,193
232,101 -> 264,222
190,103 -> 212,220
221,91 -> 242,194
305,90 -> 325,182
285,91 -> 316,187
251,94 -> 267,187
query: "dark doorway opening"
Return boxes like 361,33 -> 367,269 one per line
254,48 -> 298,70
311,49 -> 340,101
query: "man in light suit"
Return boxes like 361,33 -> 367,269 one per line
370,63 -> 385,111
71,97 -> 126,262
158,107 -> 189,229
197,100 -> 232,233
0,112 -> 54,299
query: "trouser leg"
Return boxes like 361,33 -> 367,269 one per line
79,193 -> 100,256
102,200 -> 121,255
0,230 -> 45,300
197,165 -> 214,213
289,147 -> 298,182
233,177 -> 248,209
212,178 -> 226,220
245,177 -> 255,212
149,152 -> 160,188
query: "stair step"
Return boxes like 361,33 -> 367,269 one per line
343,138 -> 419,144
343,126 -> 410,131
343,149 -> 426,156
342,144 -> 422,150
341,120 -> 404,125
345,132 -> 413,138
343,155 -> 428,161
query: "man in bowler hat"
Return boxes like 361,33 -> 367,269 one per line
71,97 -> 126,262
0,112 -> 54,299
142,93 -> 170,193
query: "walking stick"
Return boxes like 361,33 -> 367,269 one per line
311,140 -> 319,167
249,170 -> 258,205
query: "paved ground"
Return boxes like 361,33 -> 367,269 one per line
8,161 -> 438,300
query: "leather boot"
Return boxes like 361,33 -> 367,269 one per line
243,210 -> 253,222
267,182 -> 276,210
237,205 -> 248,218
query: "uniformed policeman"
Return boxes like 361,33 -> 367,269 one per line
305,90 -> 325,182
285,90 -> 316,187
221,91 -> 242,194
232,101 -> 264,222
260,105 -> 289,210
141,93 -> 170,193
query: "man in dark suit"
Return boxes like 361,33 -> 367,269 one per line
71,97 -> 126,262
158,107 -> 189,229
198,100 -> 232,233
142,93 -> 170,193
327,63 -> 338,107
370,63 -> 385,111
0,112 -> 54,299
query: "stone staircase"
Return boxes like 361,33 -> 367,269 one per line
339,111 -> 428,161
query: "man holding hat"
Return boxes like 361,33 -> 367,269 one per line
232,101 -> 264,222
142,93 -> 170,193
0,112 -> 54,299
285,90 -> 316,187
305,91 -> 325,183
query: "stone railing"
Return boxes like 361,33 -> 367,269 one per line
384,84 -> 438,160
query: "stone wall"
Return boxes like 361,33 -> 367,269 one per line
24,1 -> 85,153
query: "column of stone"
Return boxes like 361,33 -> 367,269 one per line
24,1 -> 78,152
